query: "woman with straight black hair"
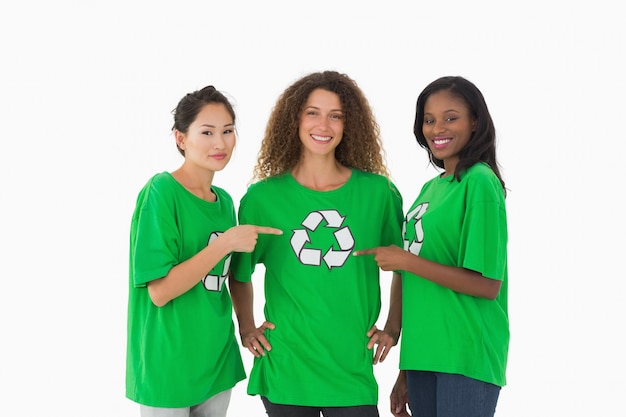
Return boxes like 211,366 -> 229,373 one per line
356,76 -> 509,417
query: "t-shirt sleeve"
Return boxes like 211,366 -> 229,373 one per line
459,174 -> 507,281
130,186 -> 179,287
383,181 -> 404,247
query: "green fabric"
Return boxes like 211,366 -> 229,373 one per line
126,172 -> 245,407
400,163 -> 509,386
232,170 -> 403,406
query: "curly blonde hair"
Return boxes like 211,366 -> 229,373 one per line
253,71 -> 389,180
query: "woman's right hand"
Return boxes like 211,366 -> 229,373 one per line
222,225 -> 282,253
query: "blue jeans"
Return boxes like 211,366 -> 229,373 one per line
406,371 -> 500,417
261,396 -> 379,417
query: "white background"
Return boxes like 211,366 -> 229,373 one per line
1,1 -> 624,416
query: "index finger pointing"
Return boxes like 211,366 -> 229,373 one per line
256,226 -> 283,235
353,248 -> 376,256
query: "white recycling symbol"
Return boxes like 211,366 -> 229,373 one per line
202,231 -> 231,291
290,209 -> 355,269
403,203 -> 428,255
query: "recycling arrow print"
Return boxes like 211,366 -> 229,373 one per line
291,228 -> 322,266
404,203 -> 428,255
323,226 -> 355,269
301,209 -> 345,230
202,231 -> 231,291
290,209 -> 354,269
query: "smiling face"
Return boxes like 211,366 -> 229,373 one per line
422,90 -> 476,175
176,103 -> 236,173
298,88 -> 344,160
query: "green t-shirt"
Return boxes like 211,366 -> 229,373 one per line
400,162 -> 509,386
232,170 -> 403,406
126,172 -> 245,407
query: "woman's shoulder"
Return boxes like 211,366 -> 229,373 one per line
239,175 -> 287,204
352,170 -> 399,193
133,172 -> 178,211
466,162 -> 495,176
137,171 -> 175,195
463,163 -> 505,199
351,169 -> 391,185
247,174 -> 289,192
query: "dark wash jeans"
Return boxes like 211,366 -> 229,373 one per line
261,396 -> 379,417
406,370 -> 501,417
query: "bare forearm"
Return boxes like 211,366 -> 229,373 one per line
148,238 -> 232,307
229,277 -> 276,356
146,224 -> 283,307
228,277 -> 256,332
402,254 -> 501,299
383,272 -> 403,340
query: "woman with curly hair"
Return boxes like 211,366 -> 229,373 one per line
230,70 -> 404,417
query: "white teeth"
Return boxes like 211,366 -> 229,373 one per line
312,134 -> 331,142
434,138 -> 451,145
